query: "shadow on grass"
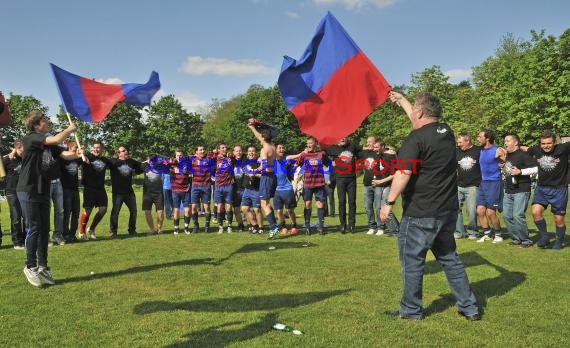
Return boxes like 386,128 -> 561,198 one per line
423,251 -> 526,317
57,258 -> 216,285
133,289 -> 350,314
214,241 -> 317,265
135,290 -> 350,347
164,313 -> 279,348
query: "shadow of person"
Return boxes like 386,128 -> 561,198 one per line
423,251 -> 526,317
133,289 -> 350,315
57,258 -> 216,285
164,313 -> 278,348
214,241 -> 317,265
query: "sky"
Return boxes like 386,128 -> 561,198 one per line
1,0 -> 569,116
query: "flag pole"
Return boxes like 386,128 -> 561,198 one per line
67,112 -> 87,162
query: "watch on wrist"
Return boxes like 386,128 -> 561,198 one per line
385,200 -> 395,206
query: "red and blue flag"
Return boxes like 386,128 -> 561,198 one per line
278,12 -> 391,147
51,63 -> 160,123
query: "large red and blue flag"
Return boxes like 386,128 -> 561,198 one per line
51,63 -> 160,123
278,12 -> 391,147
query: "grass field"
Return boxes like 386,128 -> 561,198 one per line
0,186 -> 568,347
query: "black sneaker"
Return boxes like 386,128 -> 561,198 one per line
458,311 -> 481,321
109,233 -> 117,239
318,227 -> 325,235
204,226 -> 210,233
305,227 -> 312,235
340,225 -> 346,234
192,226 -> 199,234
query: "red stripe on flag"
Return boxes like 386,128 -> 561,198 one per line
291,51 -> 390,147
80,78 -> 126,122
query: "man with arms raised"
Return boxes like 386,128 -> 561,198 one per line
380,92 -> 479,321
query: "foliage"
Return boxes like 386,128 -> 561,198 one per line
1,94 -> 48,152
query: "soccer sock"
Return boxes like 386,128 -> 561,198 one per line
204,212 -> 211,227
317,208 -> 324,228
174,219 -> 180,230
304,208 -> 311,227
184,216 -> 190,228
534,219 -> 548,241
218,211 -> 225,225
192,213 -> 199,226
555,226 -> 566,242
266,209 -> 277,229
227,210 -> 233,225
79,212 -> 88,234
91,212 -> 104,230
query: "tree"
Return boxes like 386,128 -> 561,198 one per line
1,94 -> 48,152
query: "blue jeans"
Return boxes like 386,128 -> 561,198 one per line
502,191 -> 531,244
364,185 -> 389,229
163,189 -> 173,219
17,191 -> 51,268
110,193 -> 138,234
456,186 -> 478,237
50,179 -> 64,241
397,211 -> 478,318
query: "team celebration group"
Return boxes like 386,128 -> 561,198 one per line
1,92 -> 568,321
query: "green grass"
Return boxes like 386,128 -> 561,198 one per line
0,186 -> 568,347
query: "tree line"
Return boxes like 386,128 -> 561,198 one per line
2,29 -> 569,157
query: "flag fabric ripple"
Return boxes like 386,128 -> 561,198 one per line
51,63 -> 160,123
278,12 -> 391,147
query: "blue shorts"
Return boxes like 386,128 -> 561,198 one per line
191,185 -> 211,204
259,173 -> 277,200
532,185 -> 567,215
274,189 -> 296,210
241,188 -> 261,208
214,184 -> 233,204
172,191 -> 190,209
476,180 -> 503,210
303,186 -> 326,203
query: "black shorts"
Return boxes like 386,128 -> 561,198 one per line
83,187 -> 108,208
142,192 -> 164,211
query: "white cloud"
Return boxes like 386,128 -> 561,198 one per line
96,77 -> 124,84
179,56 -> 275,76
285,11 -> 300,19
313,0 -> 397,11
444,68 -> 473,81
176,91 -> 210,114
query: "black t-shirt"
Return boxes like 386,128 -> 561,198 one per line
456,145 -> 482,187
378,153 -> 397,187
398,123 -> 458,217
82,154 -> 112,189
2,154 -> 22,193
60,158 -> 82,190
359,149 -> 379,186
109,158 -> 144,195
504,150 -> 537,193
143,166 -> 164,196
243,160 -> 261,190
327,142 -> 361,179
527,142 -> 570,187
17,132 -> 63,196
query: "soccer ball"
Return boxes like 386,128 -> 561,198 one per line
280,227 -> 289,235
289,227 -> 298,236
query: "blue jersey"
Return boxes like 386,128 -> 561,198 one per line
480,145 -> 502,181
275,158 -> 294,191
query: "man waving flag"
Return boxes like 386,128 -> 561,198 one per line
51,63 -> 160,123
278,12 -> 391,147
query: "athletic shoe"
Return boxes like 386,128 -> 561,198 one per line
13,245 -> 25,250
37,266 -> 55,285
366,228 -> 375,235
53,237 -> 66,245
552,241 -> 564,250
23,266 -> 42,287
467,235 -> 478,240
88,231 -> 97,239
227,226 -> 232,234
454,233 -> 463,239
204,226 -> 210,233
238,224 -> 245,232
268,227 -> 279,239
184,228 -> 191,235
376,229 -> 385,236
218,226 -> 224,234
79,232 -> 89,240
492,235 -> 504,243
192,226 -> 199,234
109,233 -> 117,239
477,235 -> 492,243
258,229 -> 264,235
173,229 -> 179,235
